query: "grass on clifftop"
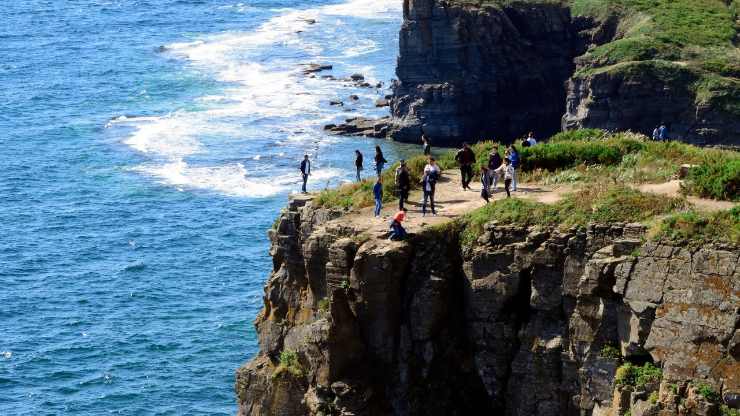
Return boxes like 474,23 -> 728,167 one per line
315,129 -> 740,211
457,184 -> 691,245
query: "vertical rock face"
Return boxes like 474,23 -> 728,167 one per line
389,0 -> 578,145
388,0 -> 740,146
236,198 -> 739,415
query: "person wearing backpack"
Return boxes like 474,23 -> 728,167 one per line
395,160 -> 411,210
454,142 -> 475,190
299,154 -> 311,193
421,157 -> 440,216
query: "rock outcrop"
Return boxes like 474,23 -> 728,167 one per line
386,0 -> 740,146
236,196 -> 739,415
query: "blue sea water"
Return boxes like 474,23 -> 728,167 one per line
0,0 -> 410,413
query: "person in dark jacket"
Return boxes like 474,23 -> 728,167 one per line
389,209 -> 407,241
480,166 -> 491,203
355,150 -> 363,182
300,154 -> 310,193
421,157 -> 440,216
395,160 -> 410,210
421,134 -> 431,156
454,142 -> 475,190
487,148 -> 502,192
373,177 -> 383,217
374,145 -> 387,176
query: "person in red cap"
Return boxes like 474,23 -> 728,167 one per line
389,209 -> 407,241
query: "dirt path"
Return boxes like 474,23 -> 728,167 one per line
312,172 -> 735,238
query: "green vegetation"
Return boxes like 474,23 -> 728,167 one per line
615,362 -> 662,388
569,0 -> 740,115
272,349 -> 304,379
317,298 -> 330,313
458,184 -> 688,245
600,344 -> 622,360
655,207 -> 740,245
722,405 -> 740,416
316,130 -> 739,211
694,382 -> 722,403
648,391 -> 659,404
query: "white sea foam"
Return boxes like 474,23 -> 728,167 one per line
2,351 -> 11,359
322,0 -> 401,19
134,160 -> 285,197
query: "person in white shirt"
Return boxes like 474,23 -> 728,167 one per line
492,157 -> 515,198
526,132 -> 537,146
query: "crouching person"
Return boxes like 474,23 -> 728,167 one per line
388,209 -> 407,241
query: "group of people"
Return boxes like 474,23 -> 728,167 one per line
300,132 -> 535,241
652,124 -> 669,141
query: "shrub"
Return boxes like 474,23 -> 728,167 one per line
317,298 -> 330,313
684,158 -> 740,201
694,382 -> 721,403
656,207 -> 740,245
615,362 -> 662,388
649,391 -> 659,404
273,349 -> 304,379
721,405 -> 740,416
518,137 -> 645,172
600,344 -> 622,360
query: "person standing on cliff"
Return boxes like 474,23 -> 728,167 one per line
395,160 -> 411,210
506,145 -> 520,191
652,126 -> 660,141
455,142 -> 475,190
488,147 -> 502,192
480,165 -> 492,203
421,134 -> 431,156
355,150 -> 363,182
373,177 -> 383,217
658,123 -> 668,141
374,145 -> 387,176
421,157 -> 440,216
526,132 -> 537,146
300,154 -> 311,193
492,157 -> 515,198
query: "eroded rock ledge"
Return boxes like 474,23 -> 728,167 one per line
236,196 -> 739,415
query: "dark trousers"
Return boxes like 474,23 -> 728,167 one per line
302,174 -> 308,192
460,165 -> 473,189
422,190 -> 435,215
356,167 -> 361,182
398,188 -> 409,210
504,178 -> 511,198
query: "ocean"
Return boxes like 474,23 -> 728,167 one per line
0,0 -> 412,413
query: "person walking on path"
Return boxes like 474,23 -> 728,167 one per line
355,150 -> 363,182
373,177 -> 383,217
421,134 -> 431,156
300,154 -> 311,193
395,160 -> 411,209
374,145 -> 387,176
480,166 -> 492,203
421,157 -> 440,216
454,142 -> 475,190
492,158 -> 515,198
506,145 -> 520,191
389,209 -> 407,241
487,148 -> 502,192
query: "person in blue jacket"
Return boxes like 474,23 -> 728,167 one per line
373,177 -> 383,217
506,145 -> 520,191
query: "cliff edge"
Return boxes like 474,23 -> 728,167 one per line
235,194 -> 739,415
387,0 -> 740,146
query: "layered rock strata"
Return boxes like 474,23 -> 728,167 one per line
236,196 -> 739,415
387,0 -> 740,146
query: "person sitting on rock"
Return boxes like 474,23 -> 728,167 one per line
389,209 -> 407,241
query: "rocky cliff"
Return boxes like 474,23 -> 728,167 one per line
387,0 -> 740,146
235,196 -> 739,415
